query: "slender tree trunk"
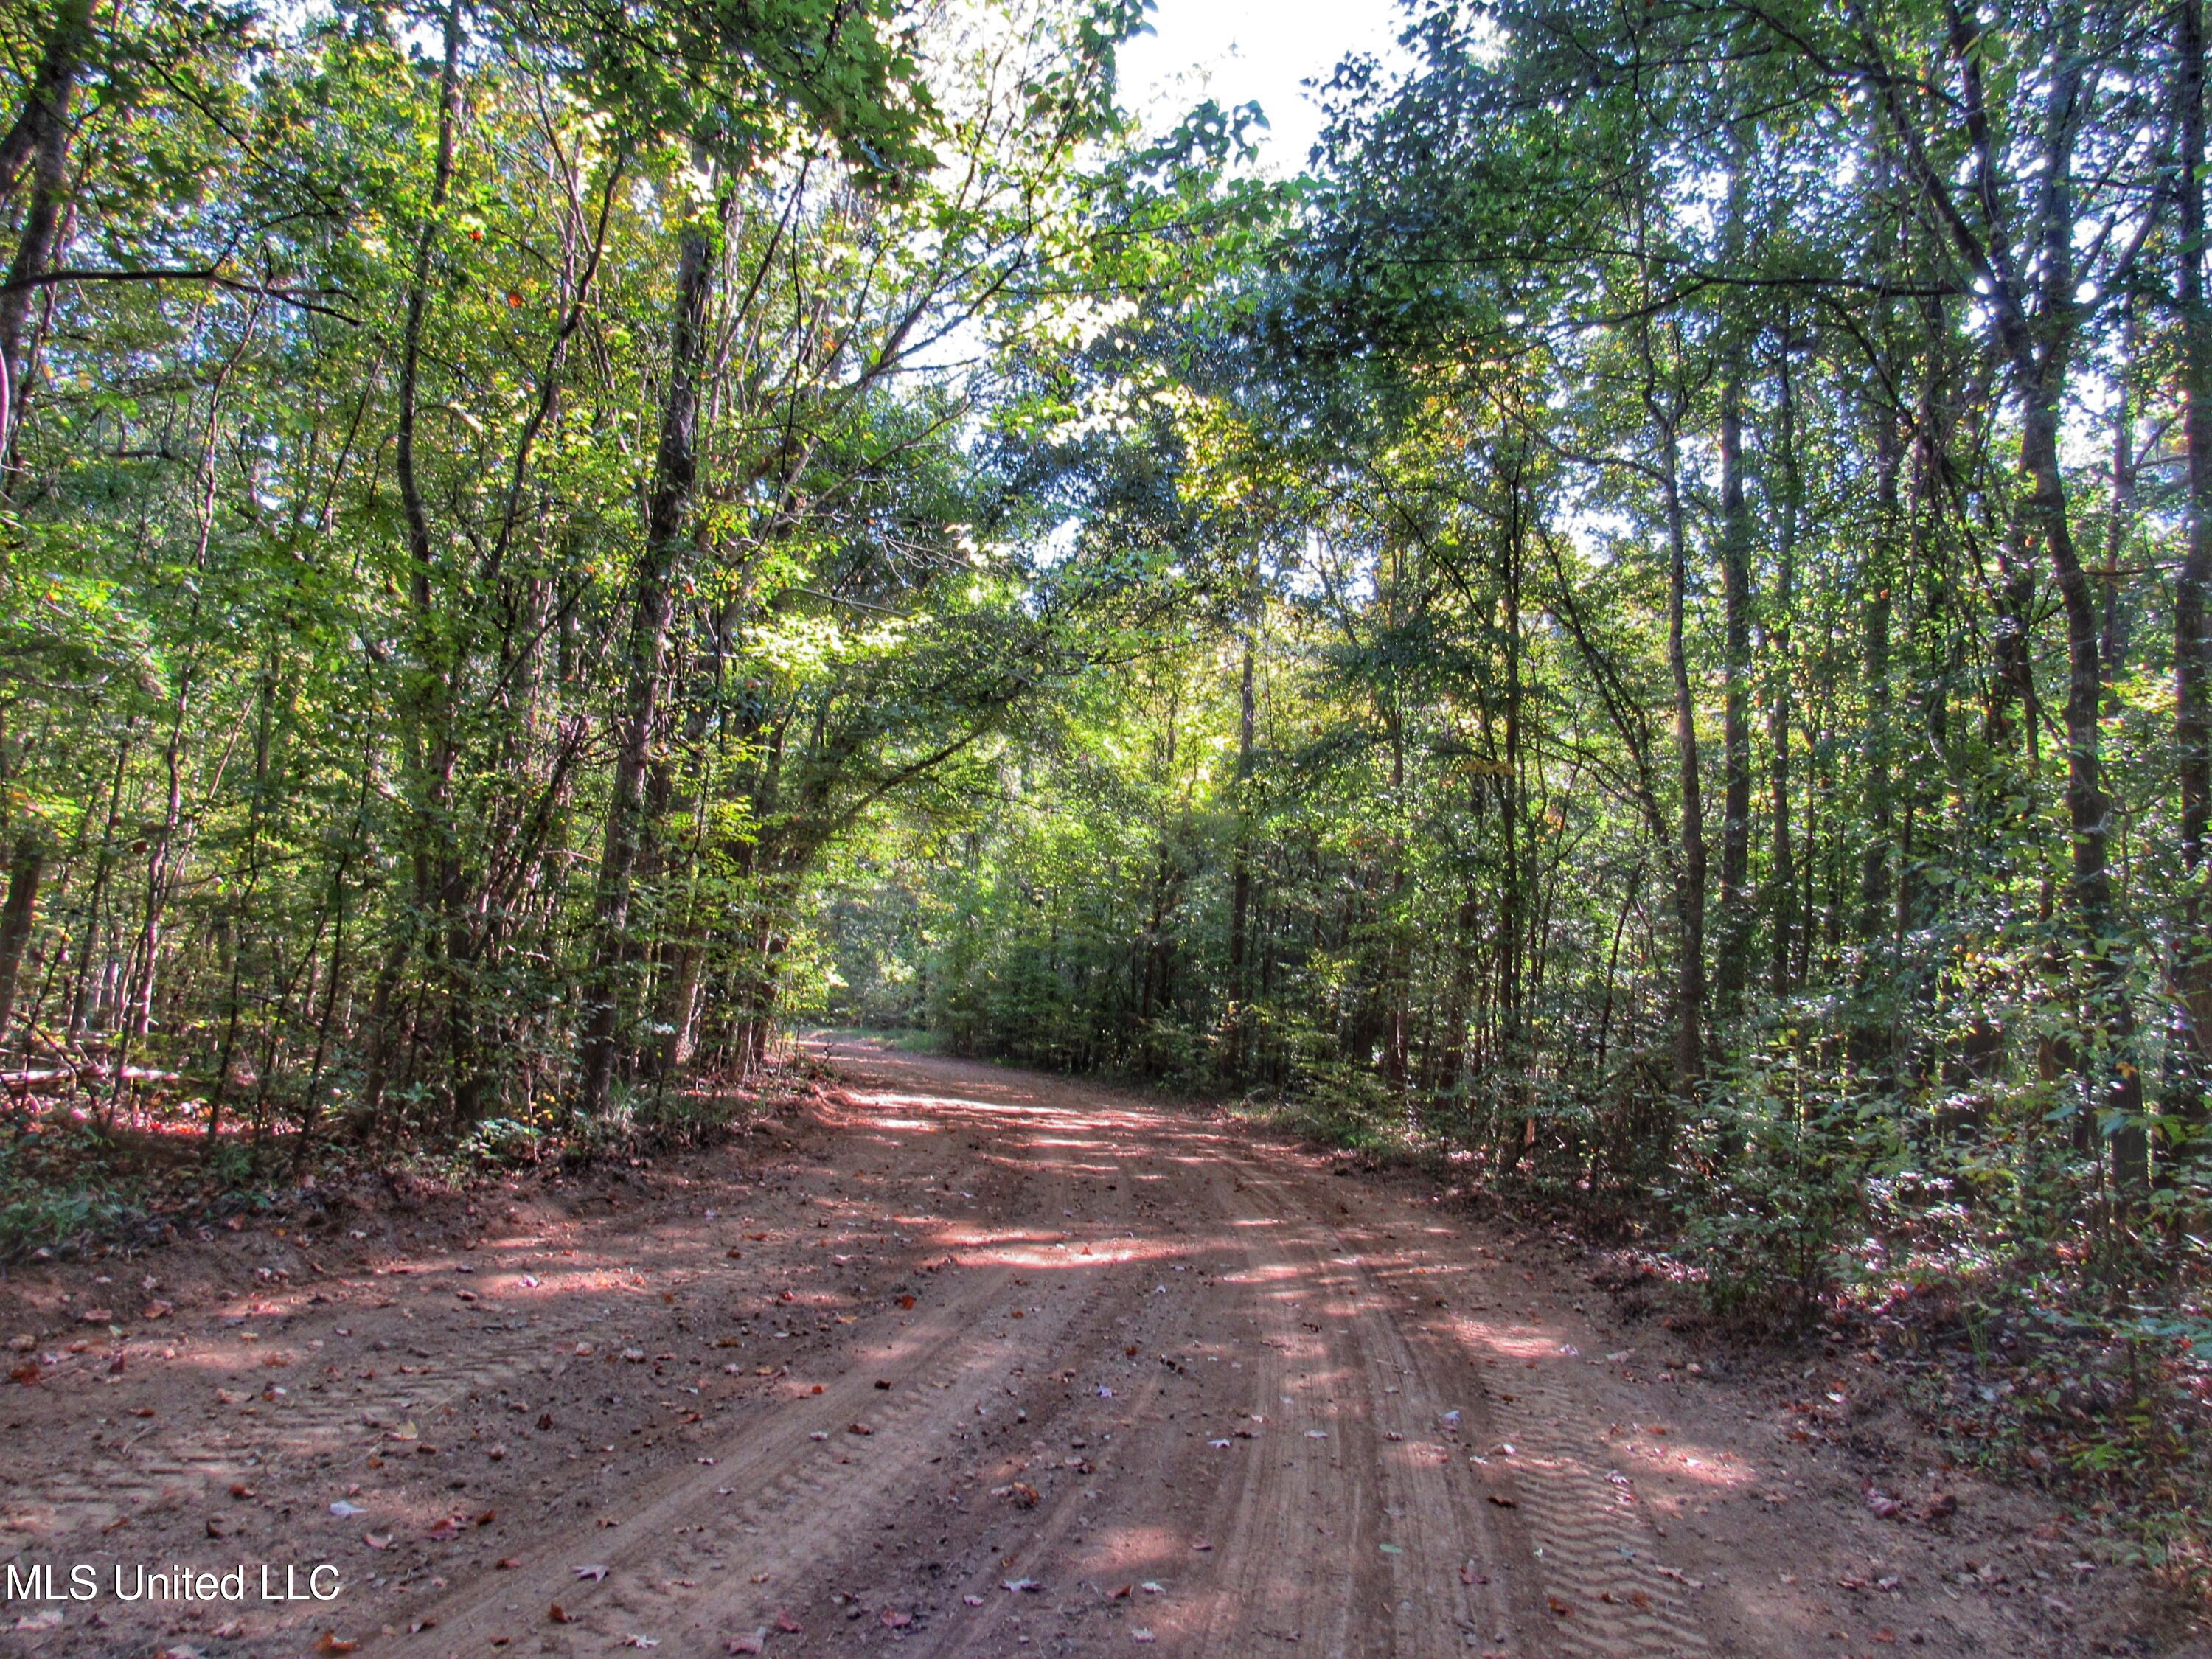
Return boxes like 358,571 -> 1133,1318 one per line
1222,581 -> 1258,1082
1660,408 -> 1705,1101
2175,0 -> 2212,1115
1860,411 -> 1898,945
1716,364 -> 1755,1018
0,0 -> 91,452
377,0 -> 467,1117
2023,391 -> 2148,1190
0,836 -> 45,1057
2101,299 -> 2136,706
1767,327 -> 1800,997
579,189 -> 726,1112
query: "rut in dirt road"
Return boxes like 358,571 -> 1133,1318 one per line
4,1043 -> 2109,1659
384,1043 -> 1712,1659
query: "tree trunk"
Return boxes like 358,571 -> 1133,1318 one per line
1767,326 -> 1800,997
2023,392 -> 2148,1191
386,0 -> 468,1116
1715,364 -> 1755,1018
0,0 -> 91,452
1222,585 -> 1258,1082
1660,413 -> 1705,1101
2176,0 -> 2212,1116
0,835 -> 45,1057
579,194 -> 725,1113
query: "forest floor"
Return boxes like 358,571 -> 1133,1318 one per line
0,1037 -> 2191,1659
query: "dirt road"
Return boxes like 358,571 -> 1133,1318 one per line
0,1043 -> 2156,1657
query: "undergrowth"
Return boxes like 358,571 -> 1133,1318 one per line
0,1051 -> 833,1264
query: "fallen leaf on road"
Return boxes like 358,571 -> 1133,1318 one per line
1486,1495 -> 1517,1508
1863,1482 -> 1905,1520
329,1500 -> 365,1517
1548,1596 -> 1574,1617
726,1632 -> 766,1655
1003,1579 -> 1043,1593
573,1564 -> 609,1581
364,1533 -> 392,1550
1132,1631 -> 1155,1644
963,1595 -> 984,1606
880,1609 -> 912,1627
775,1610 -> 802,1633
549,1605 -> 574,1624
313,1636 -> 359,1655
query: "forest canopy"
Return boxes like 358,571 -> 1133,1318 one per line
1,0 -> 2208,1349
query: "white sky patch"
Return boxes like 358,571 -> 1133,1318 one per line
1117,0 -> 1415,176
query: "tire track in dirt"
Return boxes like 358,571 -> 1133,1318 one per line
5,1046 -> 1757,1659
394,1252 -> 1030,1651
1212,1157 -> 1515,1658
1318,1180 -> 1714,1659
24,1306 -> 598,1538
625,1251 -> 1150,1656
392,1067 -> 1153,1655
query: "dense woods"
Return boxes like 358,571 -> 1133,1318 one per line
832,0 -> 2212,1292
5,0 -> 2212,1392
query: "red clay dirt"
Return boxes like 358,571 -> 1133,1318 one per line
0,1039 -> 2177,1658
